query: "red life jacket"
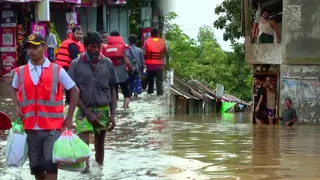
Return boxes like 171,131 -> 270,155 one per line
144,38 -> 165,65
103,36 -> 126,66
15,63 -> 65,130
55,39 -> 85,68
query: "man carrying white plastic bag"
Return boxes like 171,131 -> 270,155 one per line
10,33 -> 80,180
6,117 -> 28,167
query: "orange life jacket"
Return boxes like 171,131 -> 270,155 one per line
55,39 -> 85,68
102,36 -> 126,66
15,63 -> 65,130
144,37 -> 165,65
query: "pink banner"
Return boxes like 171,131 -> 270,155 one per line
31,23 -> 47,38
1,52 -> 16,76
64,0 -> 78,3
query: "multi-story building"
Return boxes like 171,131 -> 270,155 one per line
243,0 -> 320,124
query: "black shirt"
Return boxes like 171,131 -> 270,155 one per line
68,43 -> 79,61
254,85 -> 266,108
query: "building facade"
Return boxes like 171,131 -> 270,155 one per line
243,0 -> 320,124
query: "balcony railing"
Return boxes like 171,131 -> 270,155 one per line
245,37 -> 282,64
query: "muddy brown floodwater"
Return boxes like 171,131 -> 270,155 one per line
1,78 -> 320,180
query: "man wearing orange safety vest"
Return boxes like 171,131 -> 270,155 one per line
101,30 -> 133,109
10,33 -> 79,180
143,28 -> 169,96
55,26 -> 84,105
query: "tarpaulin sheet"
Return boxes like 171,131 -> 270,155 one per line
220,102 -> 236,113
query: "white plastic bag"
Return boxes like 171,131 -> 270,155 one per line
5,118 -> 28,167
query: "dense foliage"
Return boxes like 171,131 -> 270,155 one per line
165,12 -> 252,101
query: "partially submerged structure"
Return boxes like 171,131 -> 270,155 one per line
242,0 -> 320,124
170,76 -> 250,115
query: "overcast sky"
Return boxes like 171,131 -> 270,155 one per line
161,0 -> 240,52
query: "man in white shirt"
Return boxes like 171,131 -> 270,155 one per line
10,33 -> 79,180
46,26 -> 58,62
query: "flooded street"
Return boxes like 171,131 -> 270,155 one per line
1,78 -> 320,179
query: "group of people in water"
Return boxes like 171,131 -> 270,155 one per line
253,76 -> 297,126
9,26 -> 168,179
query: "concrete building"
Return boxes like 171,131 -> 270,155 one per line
243,0 -> 320,124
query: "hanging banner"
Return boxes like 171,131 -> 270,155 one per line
141,27 -> 152,44
66,12 -> 79,31
1,52 -> 16,76
31,23 -> 47,37
141,7 -> 152,28
64,0 -> 78,3
80,0 -> 94,6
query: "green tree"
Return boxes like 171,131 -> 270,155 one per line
165,11 -> 252,101
213,0 -> 243,43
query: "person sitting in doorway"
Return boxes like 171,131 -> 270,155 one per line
277,98 -> 297,126
254,8 -> 281,44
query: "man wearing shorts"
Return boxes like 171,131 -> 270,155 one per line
253,76 -> 266,124
101,30 -> 133,109
11,33 -> 79,180
264,76 -> 277,125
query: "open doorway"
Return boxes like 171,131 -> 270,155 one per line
252,64 -> 280,125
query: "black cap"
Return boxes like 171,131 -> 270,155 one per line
24,33 -> 47,48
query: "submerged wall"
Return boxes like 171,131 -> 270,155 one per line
280,0 -> 320,124
280,65 -> 320,124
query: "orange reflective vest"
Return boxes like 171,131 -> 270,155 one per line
55,39 -> 85,68
102,36 -> 126,66
15,63 -> 65,130
144,38 -> 165,65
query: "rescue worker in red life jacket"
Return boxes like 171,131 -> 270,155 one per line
10,33 -> 79,180
55,26 -> 84,105
143,28 -> 169,96
101,30 -> 134,109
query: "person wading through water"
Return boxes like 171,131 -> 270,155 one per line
143,28 -> 169,96
127,34 -> 144,99
101,30 -> 133,109
55,26 -> 84,105
68,31 -> 118,173
11,33 -> 79,180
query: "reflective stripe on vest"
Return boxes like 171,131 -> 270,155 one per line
17,64 -> 64,129
145,38 -> 165,65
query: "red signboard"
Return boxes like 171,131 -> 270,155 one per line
141,27 -> 152,44
1,52 -> 16,76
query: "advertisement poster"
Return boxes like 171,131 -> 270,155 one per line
66,12 -> 79,31
141,27 -> 152,44
31,23 -> 47,37
0,27 -> 16,48
1,52 -> 16,76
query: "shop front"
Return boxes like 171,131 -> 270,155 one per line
0,2 -> 36,77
